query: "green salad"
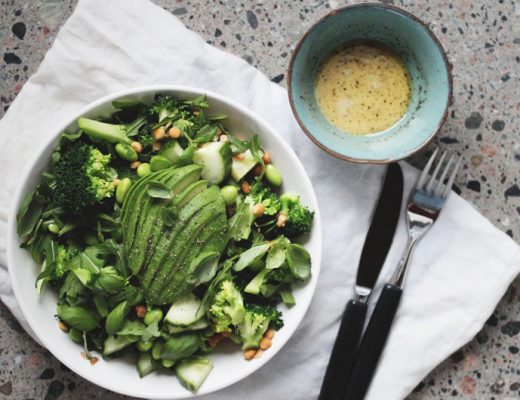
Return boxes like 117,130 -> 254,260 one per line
16,94 -> 314,392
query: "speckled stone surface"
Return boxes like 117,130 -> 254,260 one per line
0,0 -> 519,399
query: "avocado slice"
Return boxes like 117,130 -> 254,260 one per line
138,187 -> 221,291
138,166 -> 203,269
143,194 -> 225,303
150,211 -> 227,304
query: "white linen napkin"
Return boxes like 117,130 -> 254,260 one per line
1,0 -> 519,399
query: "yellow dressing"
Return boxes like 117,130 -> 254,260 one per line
314,44 -> 411,135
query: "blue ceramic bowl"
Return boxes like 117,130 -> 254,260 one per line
288,3 -> 452,163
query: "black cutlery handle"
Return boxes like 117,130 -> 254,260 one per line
319,300 -> 367,400
343,284 -> 402,400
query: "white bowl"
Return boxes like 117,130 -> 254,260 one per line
7,86 -> 322,399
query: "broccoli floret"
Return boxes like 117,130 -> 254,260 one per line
149,95 -> 179,123
54,141 -> 116,214
278,193 -> 314,239
237,303 -> 283,349
251,181 -> 281,216
208,280 -> 246,333
53,244 -> 78,280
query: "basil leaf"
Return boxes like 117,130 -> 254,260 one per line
57,305 -> 99,332
266,240 -> 287,270
194,124 -> 218,144
286,244 -> 311,280
147,181 -> 173,200
234,243 -> 271,272
58,272 -> 86,305
94,266 -> 126,294
105,301 -> 128,335
16,190 -> 45,240
93,295 -> 109,317
161,334 -> 199,361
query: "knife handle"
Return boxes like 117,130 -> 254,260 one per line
343,284 -> 403,400
318,300 -> 367,400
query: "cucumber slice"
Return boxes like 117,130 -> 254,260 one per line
230,149 -> 257,181
175,356 -> 213,392
159,141 -> 184,163
193,142 -> 232,184
137,352 -> 155,378
167,318 -> 209,334
103,335 -> 136,357
164,293 -> 205,326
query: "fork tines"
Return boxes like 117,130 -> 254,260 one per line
416,148 -> 461,199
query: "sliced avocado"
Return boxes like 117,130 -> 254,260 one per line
145,199 -> 225,303
139,166 -> 203,269
230,149 -> 258,181
174,180 -> 208,208
138,186 -> 221,291
153,213 -> 227,304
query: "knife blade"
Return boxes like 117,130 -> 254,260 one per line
318,163 -> 403,400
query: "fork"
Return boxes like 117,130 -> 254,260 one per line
343,149 -> 461,400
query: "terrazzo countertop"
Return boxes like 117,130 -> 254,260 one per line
1,0 -> 519,399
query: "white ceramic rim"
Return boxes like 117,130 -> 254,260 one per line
6,85 -> 322,399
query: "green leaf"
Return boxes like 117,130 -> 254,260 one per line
286,244 -> 311,280
105,301 -> 128,335
193,124 -> 218,144
58,272 -> 86,305
57,305 -> 99,331
72,267 -> 93,286
175,145 -> 196,167
227,136 -> 248,154
16,190 -> 45,240
147,181 -> 173,200
118,320 -> 160,342
228,196 -> 255,241
94,266 -> 126,294
206,114 -> 228,122
187,251 -> 219,285
93,295 -> 109,317
234,243 -> 271,272
266,240 -> 287,270
183,94 -> 209,109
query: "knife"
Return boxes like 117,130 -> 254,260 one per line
318,163 -> 403,400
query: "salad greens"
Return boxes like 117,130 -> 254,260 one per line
16,94 -> 314,392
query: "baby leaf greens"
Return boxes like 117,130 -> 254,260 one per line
16,94 -> 314,393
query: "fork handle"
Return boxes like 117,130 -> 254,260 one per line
318,300 -> 367,400
343,284 -> 402,400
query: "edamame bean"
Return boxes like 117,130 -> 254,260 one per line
150,155 -> 173,172
137,340 -> 153,352
137,162 -> 152,177
265,164 -> 282,187
151,342 -> 163,360
220,185 -> 238,206
116,178 -> 133,204
68,328 -> 83,344
115,143 -> 138,161
161,359 -> 175,368
47,223 -> 60,234
144,308 -> 163,326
